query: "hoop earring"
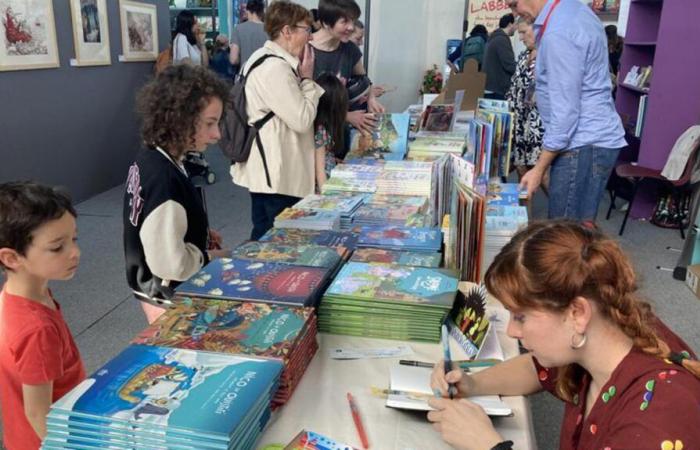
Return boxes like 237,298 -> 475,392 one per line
570,333 -> 587,350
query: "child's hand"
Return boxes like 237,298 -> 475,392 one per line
208,229 -> 223,250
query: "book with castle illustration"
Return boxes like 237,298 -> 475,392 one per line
174,258 -> 331,307
347,113 -> 410,160
46,345 -> 283,446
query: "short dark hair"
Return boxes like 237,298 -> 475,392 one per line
246,0 -> 265,17
310,8 -> 319,22
354,19 -> 364,29
174,10 -> 197,46
470,24 -> 488,37
0,182 -> 76,269
137,65 -> 229,159
499,13 -> 515,29
265,1 -> 313,40
318,0 -> 361,27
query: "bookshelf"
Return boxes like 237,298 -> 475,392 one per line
616,0 -> 700,170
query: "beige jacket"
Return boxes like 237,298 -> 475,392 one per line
231,41 -> 324,197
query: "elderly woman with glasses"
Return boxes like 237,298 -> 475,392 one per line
231,1 -> 325,240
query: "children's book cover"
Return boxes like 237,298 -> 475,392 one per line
275,208 -> 342,223
421,104 -> 455,132
132,298 -> 312,359
357,226 -> 442,250
51,345 -> 283,436
175,258 -> 329,306
325,262 -> 457,307
231,241 -> 341,268
446,284 -> 490,358
284,430 -> 354,450
349,248 -> 442,268
347,113 -> 410,161
259,228 -> 358,252
293,194 -> 365,214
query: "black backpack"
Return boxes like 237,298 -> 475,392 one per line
220,54 -> 282,188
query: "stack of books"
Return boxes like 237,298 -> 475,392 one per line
350,248 -> 442,268
483,205 -> 528,276
407,137 -> 465,161
273,208 -> 342,231
446,178 -> 486,282
293,193 -> 365,230
352,203 -> 429,228
375,170 -> 433,197
231,241 -> 342,270
132,298 -> 318,406
357,226 -> 442,252
318,262 -> 458,342
44,345 -> 283,450
321,177 -> 377,195
174,258 -> 333,308
259,228 -> 357,260
346,113 -> 410,161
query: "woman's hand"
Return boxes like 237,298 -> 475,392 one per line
347,110 -> 377,135
299,44 -> 315,80
427,398 -> 504,450
431,359 -> 473,398
367,96 -> 385,114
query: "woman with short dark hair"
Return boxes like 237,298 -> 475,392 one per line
123,65 -> 230,323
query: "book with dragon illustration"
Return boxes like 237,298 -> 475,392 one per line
231,241 -> 342,269
174,258 -> 331,307
324,262 -> 457,308
346,113 -> 410,161
349,248 -> 442,268
49,345 -> 283,439
132,298 -> 313,360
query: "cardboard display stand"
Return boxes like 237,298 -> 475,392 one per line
433,59 -> 486,112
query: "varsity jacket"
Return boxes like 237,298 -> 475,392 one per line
123,147 -> 210,301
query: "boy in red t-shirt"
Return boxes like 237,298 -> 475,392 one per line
0,182 -> 86,450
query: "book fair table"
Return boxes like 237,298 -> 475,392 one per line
258,288 -> 537,450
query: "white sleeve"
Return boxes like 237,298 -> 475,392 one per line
172,34 -> 191,63
139,200 -> 204,282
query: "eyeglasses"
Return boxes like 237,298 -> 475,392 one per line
293,25 -> 313,34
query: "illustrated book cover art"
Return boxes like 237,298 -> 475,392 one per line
132,298 -> 313,360
259,228 -> 358,253
284,429 -> 354,450
347,113 -> 410,161
231,241 -> 342,268
349,248 -> 442,268
446,284 -> 490,358
175,258 -> 330,306
357,226 -> 442,251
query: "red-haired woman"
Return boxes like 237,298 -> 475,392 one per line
429,221 -> 700,450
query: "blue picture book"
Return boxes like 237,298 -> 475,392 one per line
174,258 -> 330,306
347,113 -> 410,161
357,226 -> 442,252
50,345 -> 283,439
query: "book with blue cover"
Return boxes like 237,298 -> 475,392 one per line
357,226 -> 442,252
349,248 -> 442,268
347,113 -> 410,161
49,345 -> 283,439
231,241 -> 342,269
259,228 -> 358,256
174,258 -> 330,307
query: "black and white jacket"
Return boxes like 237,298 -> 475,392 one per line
123,147 -> 209,301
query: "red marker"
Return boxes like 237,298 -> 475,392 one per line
347,392 -> 369,449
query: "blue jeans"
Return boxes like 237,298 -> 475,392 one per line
548,145 -> 621,221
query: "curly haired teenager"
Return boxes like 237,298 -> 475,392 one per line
429,221 -> 700,450
123,65 -> 230,324
0,182 -> 86,450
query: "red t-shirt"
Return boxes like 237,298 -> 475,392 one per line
0,290 -> 86,450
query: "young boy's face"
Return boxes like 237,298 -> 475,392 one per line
17,212 -> 80,281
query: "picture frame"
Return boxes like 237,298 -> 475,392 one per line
0,0 -> 60,72
69,0 -> 111,66
119,0 -> 158,62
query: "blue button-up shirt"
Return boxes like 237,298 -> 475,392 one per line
534,0 -> 627,151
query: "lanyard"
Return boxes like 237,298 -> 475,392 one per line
536,0 -> 561,45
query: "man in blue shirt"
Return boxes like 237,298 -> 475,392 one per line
514,0 -> 627,222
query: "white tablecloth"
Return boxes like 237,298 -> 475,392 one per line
257,299 -> 537,449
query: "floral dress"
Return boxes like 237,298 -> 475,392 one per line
506,49 -> 544,168
533,319 -> 700,450
315,124 -> 337,178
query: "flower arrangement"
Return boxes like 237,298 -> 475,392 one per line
420,65 -> 443,94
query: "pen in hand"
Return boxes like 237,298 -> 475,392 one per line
441,324 -> 457,399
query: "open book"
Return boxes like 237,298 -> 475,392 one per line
386,364 -> 512,416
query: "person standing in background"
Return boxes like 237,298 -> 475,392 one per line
172,10 -> 209,67
210,34 -> 235,82
482,14 -> 516,100
515,0 -> 627,223
230,0 -> 267,72
349,19 -> 364,47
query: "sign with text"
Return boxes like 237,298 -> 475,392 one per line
466,0 -> 512,32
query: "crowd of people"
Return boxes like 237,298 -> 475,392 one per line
0,1 -> 699,450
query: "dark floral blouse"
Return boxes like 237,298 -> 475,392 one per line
533,319 -> 700,450
506,49 -> 544,168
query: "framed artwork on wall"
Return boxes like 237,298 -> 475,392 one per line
69,0 -> 111,66
119,0 -> 158,62
0,0 -> 60,71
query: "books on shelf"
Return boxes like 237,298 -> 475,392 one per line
174,258 -> 332,307
318,262 -> 458,342
386,364 -> 512,416
45,345 -> 283,450
623,65 -> 652,90
636,94 -> 649,138
475,98 -> 514,179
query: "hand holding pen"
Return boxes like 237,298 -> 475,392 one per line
441,325 -> 458,399
430,358 -> 473,400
